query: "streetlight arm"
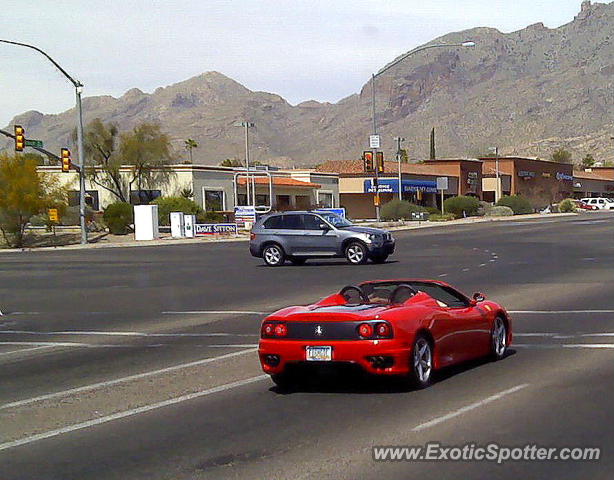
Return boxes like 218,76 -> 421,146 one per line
374,42 -> 474,79
0,39 -> 82,88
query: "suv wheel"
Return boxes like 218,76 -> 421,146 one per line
345,242 -> 368,265
263,244 -> 285,266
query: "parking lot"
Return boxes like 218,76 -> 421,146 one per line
1,213 -> 613,479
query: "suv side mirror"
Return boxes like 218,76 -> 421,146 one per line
319,223 -> 330,231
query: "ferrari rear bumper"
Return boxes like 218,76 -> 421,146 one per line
258,339 -> 411,376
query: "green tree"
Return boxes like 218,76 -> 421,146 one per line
184,138 -> 198,163
80,119 -> 174,202
398,149 -> 409,163
220,158 -> 263,167
551,148 -> 572,164
581,154 -> 596,169
0,154 -> 67,247
429,128 -> 436,160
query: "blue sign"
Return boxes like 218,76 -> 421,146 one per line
556,172 -> 573,181
364,179 -> 437,194
195,223 -> 238,235
314,208 -> 346,219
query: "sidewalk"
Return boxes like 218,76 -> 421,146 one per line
0,213 -> 578,253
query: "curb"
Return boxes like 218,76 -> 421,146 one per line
0,213 -> 579,254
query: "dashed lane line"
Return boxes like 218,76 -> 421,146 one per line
0,374 -> 269,453
0,348 -> 257,411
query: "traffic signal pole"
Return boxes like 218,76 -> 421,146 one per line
0,39 -> 88,244
371,74 -> 380,222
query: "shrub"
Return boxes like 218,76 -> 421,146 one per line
558,198 -> 577,213
486,206 -> 514,217
103,202 -> 133,235
496,195 -> 533,215
443,195 -> 480,219
151,196 -> 203,226
426,206 -> 441,216
60,205 -> 96,226
197,211 -> 224,223
380,199 -> 425,221
477,200 -> 493,217
428,213 -> 456,222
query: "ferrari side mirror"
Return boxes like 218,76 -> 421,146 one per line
472,292 -> 486,303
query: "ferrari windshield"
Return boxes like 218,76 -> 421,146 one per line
318,212 -> 353,228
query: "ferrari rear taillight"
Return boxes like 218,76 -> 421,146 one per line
262,322 -> 288,338
358,323 -> 374,338
274,324 -> 288,337
262,323 -> 275,337
375,322 -> 392,338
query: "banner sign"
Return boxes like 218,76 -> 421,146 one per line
556,172 -> 573,181
234,205 -> 256,228
364,179 -> 437,194
314,208 -> 346,219
195,223 -> 238,235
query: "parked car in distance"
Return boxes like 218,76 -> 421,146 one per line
580,197 -> 614,210
573,199 -> 599,211
249,211 -> 395,266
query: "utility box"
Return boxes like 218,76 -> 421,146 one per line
134,205 -> 159,241
170,212 -> 185,238
184,214 -> 196,238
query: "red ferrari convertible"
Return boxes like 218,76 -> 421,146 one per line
259,280 -> 512,388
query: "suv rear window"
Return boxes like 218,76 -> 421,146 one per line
263,216 -> 283,229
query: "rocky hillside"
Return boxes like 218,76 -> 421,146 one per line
5,1 -> 614,167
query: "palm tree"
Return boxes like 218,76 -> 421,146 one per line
184,138 -> 198,163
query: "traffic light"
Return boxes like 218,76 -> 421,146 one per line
61,148 -> 72,173
363,151 -> 374,172
14,125 -> 25,152
376,152 -> 384,173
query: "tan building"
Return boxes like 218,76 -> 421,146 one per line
316,160 -> 476,219
573,169 -> 614,198
37,165 -> 339,214
480,157 -> 573,208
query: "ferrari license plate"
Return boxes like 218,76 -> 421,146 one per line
306,346 -> 332,361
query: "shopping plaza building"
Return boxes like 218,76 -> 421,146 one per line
38,157 -> 614,221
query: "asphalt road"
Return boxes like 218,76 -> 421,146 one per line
1,213 -> 613,479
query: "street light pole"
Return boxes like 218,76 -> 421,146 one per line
394,136 -> 405,201
369,41 -> 475,221
0,39 -> 88,244
234,121 -> 255,206
490,146 -> 500,202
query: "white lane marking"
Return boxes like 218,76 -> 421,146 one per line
0,341 -> 130,348
510,310 -> 614,314
0,330 -> 257,338
462,268 -> 470,272
0,345 -> 56,357
162,310 -> 266,315
479,263 -> 487,267
582,257 -> 596,261
0,374 -> 268,452
581,333 -> 614,337
208,344 -> 259,348
514,344 -> 614,349
489,259 -> 496,262
514,333 -> 559,337
0,348 -> 257,411
438,274 -> 448,278
411,384 -> 529,432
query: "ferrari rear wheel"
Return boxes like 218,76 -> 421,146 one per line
410,335 -> 433,388
263,244 -> 285,267
491,316 -> 508,360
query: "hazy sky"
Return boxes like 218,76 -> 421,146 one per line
0,0 -> 589,125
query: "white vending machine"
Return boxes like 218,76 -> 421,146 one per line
133,205 -> 160,241
170,212 -> 185,238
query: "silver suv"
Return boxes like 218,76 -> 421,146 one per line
249,211 -> 395,266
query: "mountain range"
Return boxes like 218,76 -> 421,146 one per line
5,1 -> 614,167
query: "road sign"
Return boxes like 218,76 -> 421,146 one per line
48,208 -> 59,222
369,135 -> 380,149
25,139 -> 44,148
436,177 -> 449,191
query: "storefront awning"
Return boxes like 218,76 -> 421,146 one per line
364,179 -> 438,194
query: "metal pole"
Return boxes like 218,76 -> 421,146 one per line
76,87 -> 87,244
495,146 -> 500,203
371,74 -> 380,221
394,137 -> 405,201
441,189 -> 445,215
244,122 -> 251,206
